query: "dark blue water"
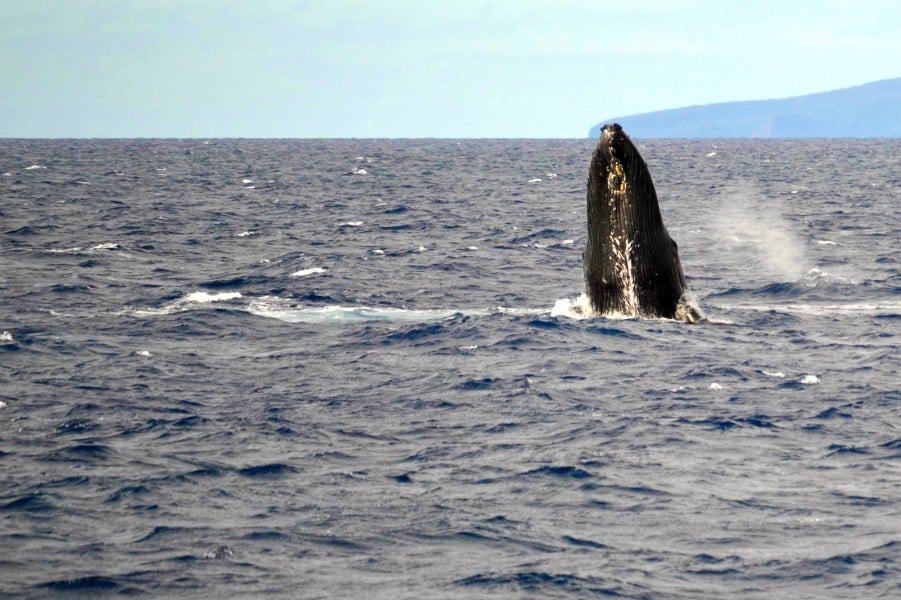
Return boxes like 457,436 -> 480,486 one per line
1,139 -> 898,598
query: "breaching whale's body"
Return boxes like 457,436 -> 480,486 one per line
583,123 -> 701,322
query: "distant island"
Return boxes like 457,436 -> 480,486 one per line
588,77 -> 901,138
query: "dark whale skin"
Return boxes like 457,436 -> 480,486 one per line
584,123 -> 697,321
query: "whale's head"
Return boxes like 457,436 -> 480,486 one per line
599,122 -> 625,144
595,123 -> 644,185
589,123 -> 656,214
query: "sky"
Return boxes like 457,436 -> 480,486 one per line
1,0 -> 899,138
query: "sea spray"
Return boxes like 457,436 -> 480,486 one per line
710,184 -> 810,281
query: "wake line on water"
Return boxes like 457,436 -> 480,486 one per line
128,292 -> 546,323
711,301 -> 901,316
125,291 -> 601,323
122,292 -> 694,324
123,289 -> 896,325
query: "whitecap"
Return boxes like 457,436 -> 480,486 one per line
790,190 -> 799,194
550,294 -> 594,320
555,295 -> 636,320
545,173 -> 557,179
709,382 -> 724,390
137,350 -> 151,357
131,291 -> 243,317
241,178 -> 253,184
183,291 -> 242,303
0,400 -> 6,408
90,242 -> 119,251
47,247 -> 84,254
2,172 -> 11,177
815,240 -> 837,245
706,152 -> 717,157
800,374 -> 819,385
720,301 -> 899,316
25,165 -> 45,170
495,306 -> 548,317
806,267 -> 826,278
236,231 -> 256,237
703,316 -> 735,325
0,331 -> 14,343
560,239 -> 574,245
245,185 -> 256,189
459,345 -> 478,351
416,245 -> 427,252
246,297 -> 483,324
763,370 -> 786,378
290,267 -> 326,277
372,249 -> 385,255
353,168 -> 367,175
550,292 -> 699,322
528,177 -> 543,183
466,246 -> 479,251
801,268 -> 856,285
341,221 -> 363,227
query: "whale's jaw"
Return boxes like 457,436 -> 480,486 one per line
584,123 -> 699,321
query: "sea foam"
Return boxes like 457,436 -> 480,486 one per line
290,267 -> 326,277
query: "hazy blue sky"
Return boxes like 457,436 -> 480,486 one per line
2,1 -> 898,137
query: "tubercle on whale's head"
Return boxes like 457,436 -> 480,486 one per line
598,123 -> 636,163
600,122 -> 623,136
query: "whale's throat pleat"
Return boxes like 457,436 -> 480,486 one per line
606,158 -> 639,315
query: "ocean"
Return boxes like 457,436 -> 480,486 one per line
1,138 -> 898,598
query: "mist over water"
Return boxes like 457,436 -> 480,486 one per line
709,184 -> 810,282
1,138 -> 898,599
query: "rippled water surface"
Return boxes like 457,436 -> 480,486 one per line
1,139 -> 899,598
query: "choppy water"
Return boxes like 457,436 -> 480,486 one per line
1,139 -> 899,599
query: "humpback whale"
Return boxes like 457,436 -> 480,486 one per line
584,123 -> 701,322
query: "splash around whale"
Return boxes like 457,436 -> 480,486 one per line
583,123 -> 703,323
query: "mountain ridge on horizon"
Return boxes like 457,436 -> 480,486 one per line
589,78 -> 901,138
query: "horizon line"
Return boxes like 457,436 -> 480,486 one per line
2,135 -> 899,141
